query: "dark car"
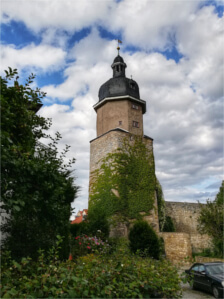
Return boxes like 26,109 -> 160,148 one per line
185,262 -> 224,298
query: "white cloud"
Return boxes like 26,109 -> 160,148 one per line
104,0 -> 200,50
1,0 -> 223,213
1,0 -> 114,33
1,43 -> 66,73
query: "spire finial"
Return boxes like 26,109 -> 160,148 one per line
117,39 -> 122,55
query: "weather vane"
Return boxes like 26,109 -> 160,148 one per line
117,39 -> 122,55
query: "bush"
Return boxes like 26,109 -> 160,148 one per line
87,210 -> 110,239
129,220 -> 160,259
1,243 -> 182,298
70,235 -> 111,258
70,221 -> 90,237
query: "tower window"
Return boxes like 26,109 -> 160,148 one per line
133,121 -> 139,128
119,121 -> 122,125
130,82 -> 136,89
132,104 -> 139,110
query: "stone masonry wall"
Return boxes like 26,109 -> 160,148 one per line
190,233 -> 213,253
165,201 -> 213,254
161,232 -> 192,264
89,129 -> 159,232
165,201 -> 201,233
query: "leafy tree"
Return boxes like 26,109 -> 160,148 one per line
1,68 -> 79,259
89,136 -> 156,219
198,181 -> 224,257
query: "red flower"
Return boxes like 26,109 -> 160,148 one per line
79,242 -> 82,245
87,246 -> 91,249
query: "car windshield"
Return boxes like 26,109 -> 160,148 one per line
206,264 -> 224,275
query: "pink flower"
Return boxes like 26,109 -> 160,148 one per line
87,246 -> 91,249
79,242 -> 82,245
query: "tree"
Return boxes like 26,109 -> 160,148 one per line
1,68 -> 79,259
198,181 -> 224,257
89,136 -> 156,220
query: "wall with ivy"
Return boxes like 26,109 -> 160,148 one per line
89,136 -> 157,220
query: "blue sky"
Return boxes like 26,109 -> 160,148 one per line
1,0 -> 223,218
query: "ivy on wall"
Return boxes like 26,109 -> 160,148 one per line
89,136 -> 156,219
156,180 -> 175,232
156,180 -> 166,231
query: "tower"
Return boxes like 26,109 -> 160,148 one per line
89,51 -> 159,234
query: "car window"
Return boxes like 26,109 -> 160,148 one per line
206,264 -> 224,275
191,265 -> 199,272
198,265 -> 205,272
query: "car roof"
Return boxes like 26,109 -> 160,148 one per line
192,262 -> 223,266
204,262 -> 224,266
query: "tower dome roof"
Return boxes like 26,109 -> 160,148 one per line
113,55 -> 124,63
98,54 -> 140,101
98,77 -> 140,101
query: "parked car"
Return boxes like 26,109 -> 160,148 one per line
185,262 -> 224,298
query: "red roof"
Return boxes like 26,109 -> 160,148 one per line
71,215 -> 83,224
71,209 -> 88,224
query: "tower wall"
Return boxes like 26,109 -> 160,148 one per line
96,100 -> 143,137
89,129 -> 159,233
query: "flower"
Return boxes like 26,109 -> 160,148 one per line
87,246 -> 91,249
79,242 -> 82,245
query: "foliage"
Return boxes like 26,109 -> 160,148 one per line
70,212 -> 110,240
1,240 -> 182,298
89,136 -> 156,219
129,220 -> 160,259
162,216 -> 176,232
156,179 -> 165,231
1,68 -> 79,259
192,248 -> 219,258
198,181 -> 224,258
87,209 -> 110,239
156,180 -> 175,232
70,234 -> 111,258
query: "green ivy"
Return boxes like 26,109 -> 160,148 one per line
89,136 -> 156,220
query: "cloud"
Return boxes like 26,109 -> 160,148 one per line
1,43 -> 66,73
104,0 -> 200,50
1,0 -> 113,33
1,0 -> 223,212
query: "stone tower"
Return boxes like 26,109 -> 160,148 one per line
89,51 -> 159,234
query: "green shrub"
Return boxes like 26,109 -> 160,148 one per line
70,221 -> 90,237
87,210 -> 110,239
1,244 -> 182,298
71,235 -> 111,258
129,220 -> 160,259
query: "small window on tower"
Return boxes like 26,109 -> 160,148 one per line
133,121 -> 139,128
119,121 -> 122,125
132,104 -> 139,110
130,82 -> 136,89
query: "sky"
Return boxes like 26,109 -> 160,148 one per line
1,0 -> 223,219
